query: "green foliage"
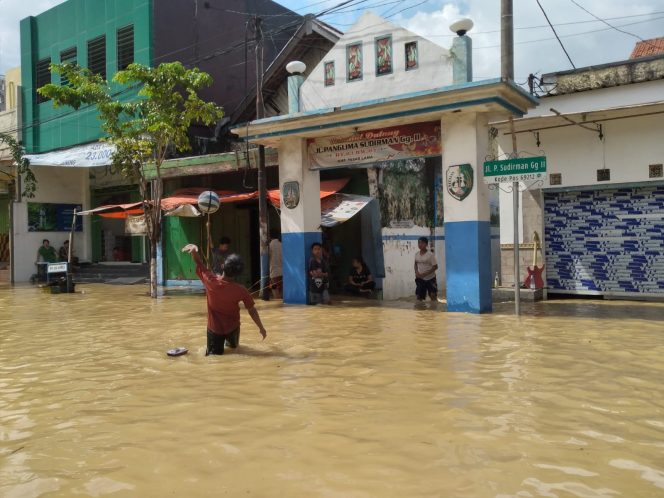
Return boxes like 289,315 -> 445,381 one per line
39,62 -> 224,182
0,131 -> 37,198
39,62 -> 224,297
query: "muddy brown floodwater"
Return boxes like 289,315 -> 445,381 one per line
1,284 -> 664,497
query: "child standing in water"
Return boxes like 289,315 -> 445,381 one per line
308,242 -> 331,304
414,236 -> 438,301
182,243 -> 267,355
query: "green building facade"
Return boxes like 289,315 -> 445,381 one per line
20,0 -> 152,154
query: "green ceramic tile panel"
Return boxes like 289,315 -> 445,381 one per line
164,216 -> 201,281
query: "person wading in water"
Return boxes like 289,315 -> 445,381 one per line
182,243 -> 267,355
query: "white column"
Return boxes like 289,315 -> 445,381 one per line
442,112 -> 493,313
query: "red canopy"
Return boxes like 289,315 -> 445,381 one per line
80,178 -> 351,219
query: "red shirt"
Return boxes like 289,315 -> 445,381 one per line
196,261 -> 255,335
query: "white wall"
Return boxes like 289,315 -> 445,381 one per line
300,11 -> 452,112
527,80 -> 664,118
498,89 -> 664,243
498,113 -> 664,190
278,137 -> 321,234
13,166 -> 91,282
381,226 -> 445,300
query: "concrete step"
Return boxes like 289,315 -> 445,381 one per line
73,263 -> 149,284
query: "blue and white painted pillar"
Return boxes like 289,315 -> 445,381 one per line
442,112 -> 492,313
278,137 -> 321,304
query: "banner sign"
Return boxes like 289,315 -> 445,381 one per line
125,214 -> 147,235
308,122 -> 441,170
25,142 -> 116,168
27,203 -> 83,232
483,156 -> 547,184
321,194 -> 372,227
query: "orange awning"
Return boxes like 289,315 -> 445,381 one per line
81,178 -> 351,218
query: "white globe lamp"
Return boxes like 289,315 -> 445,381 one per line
449,18 -> 474,36
286,61 -> 306,75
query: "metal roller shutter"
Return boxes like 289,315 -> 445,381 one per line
544,185 -> 664,297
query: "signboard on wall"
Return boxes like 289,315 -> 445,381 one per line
308,122 -> 441,170
125,215 -> 147,236
24,142 -> 115,168
320,194 -> 372,227
27,203 -> 82,232
483,156 -> 547,184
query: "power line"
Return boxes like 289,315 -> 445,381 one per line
473,15 -> 664,49
536,0 -> 576,69
419,12 -> 664,38
7,0 -> 352,139
569,0 -> 663,50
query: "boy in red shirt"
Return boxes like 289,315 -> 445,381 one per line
182,244 -> 267,355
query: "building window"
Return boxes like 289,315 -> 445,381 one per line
117,25 -> 134,71
346,43 -> 363,82
375,35 -> 393,76
405,41 -> 418,71
60,47 -> 77,86
87,35 -> 107,79
649,164 -> 663,178
35,57 -> 52,103
324,61 -> 335,87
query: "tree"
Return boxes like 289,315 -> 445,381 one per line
0,131 -> 37,198
40,62 -> 224,297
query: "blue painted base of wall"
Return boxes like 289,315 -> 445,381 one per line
444,221 -> 492,313
282,231 -> 322,304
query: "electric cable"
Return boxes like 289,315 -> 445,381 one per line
536,0 -> 576,69
569,0 -> 663,50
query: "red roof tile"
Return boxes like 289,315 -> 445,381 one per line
630,37 -> 664,59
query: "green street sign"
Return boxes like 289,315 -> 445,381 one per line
483,156 -> 547,184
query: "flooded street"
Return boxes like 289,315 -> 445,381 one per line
1,284 -> 664,497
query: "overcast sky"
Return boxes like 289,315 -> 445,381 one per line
1,0 -> 663,81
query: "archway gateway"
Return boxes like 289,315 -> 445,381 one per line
235,79 -> 536,312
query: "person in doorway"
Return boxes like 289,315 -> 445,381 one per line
182,243 -> 267,356
414,236 -> 438,301
210,236 -> 231,275
308,242 -> 331,305
58,240 -> 79,265
345,257 -> 376,297
269,230 -> 283,299
36,239 -> 57,263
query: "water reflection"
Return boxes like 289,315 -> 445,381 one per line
1,284 -> 664,497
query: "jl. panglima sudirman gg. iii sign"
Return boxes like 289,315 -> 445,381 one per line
308,122 -> 441,170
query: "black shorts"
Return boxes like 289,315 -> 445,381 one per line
206,328 -> 240,356
415,277 -> 438,300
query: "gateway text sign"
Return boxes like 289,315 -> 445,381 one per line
483,156 -> 547,184
308,122 -> 441,170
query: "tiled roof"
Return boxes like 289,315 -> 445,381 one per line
630,37 -> 664,59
